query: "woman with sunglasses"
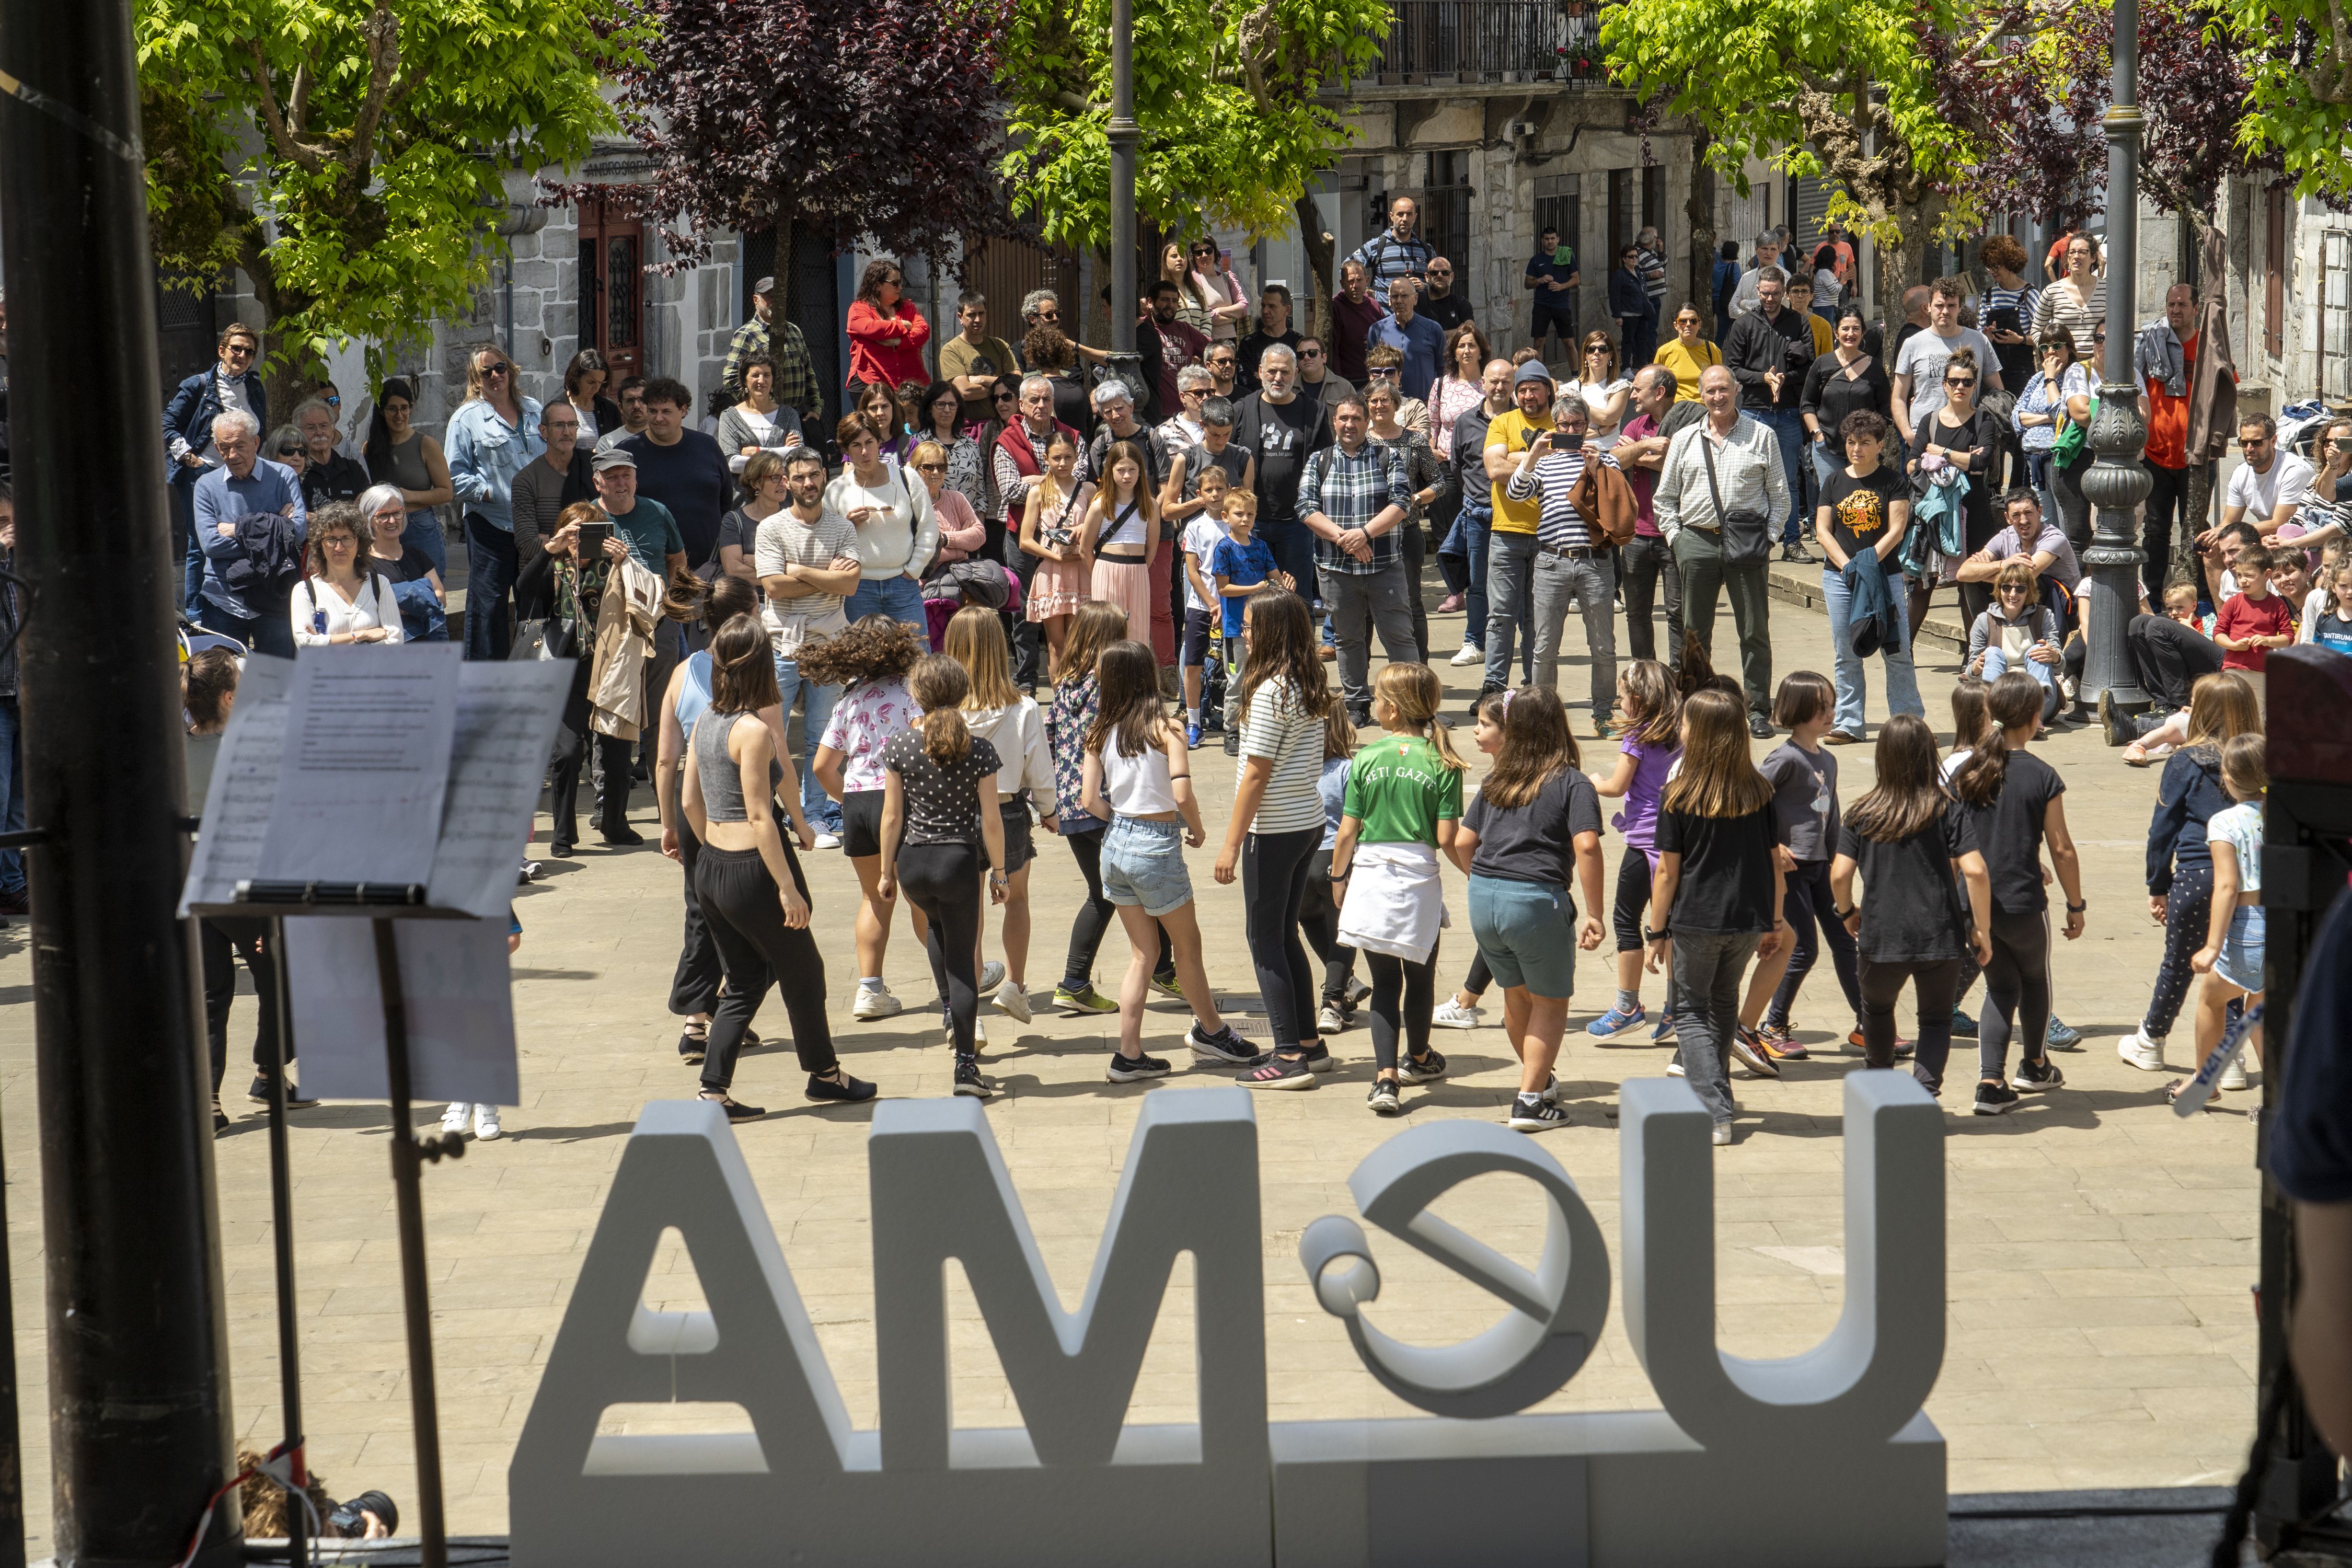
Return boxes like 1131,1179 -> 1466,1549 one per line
918,378 -> 999,535
1906,347 -> 2008,628
445,344 -> 544,660
1180,237 -> 1251,344
1565,332 -> 1632,447
2011,333 -> 2094,547
912,440 -> 988,639
846,256 -> 931,389
1652,306 -> 1723,402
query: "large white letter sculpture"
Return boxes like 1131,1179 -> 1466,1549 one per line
511,1074 -> 1946,1567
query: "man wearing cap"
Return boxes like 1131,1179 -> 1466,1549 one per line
722,275 -> 821,431
938,291 -> 1022,429
590,446 -> 687,580
1088,380 -> 1180,671
1476,360 -> 1560,703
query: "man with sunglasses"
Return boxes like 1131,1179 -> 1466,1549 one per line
1017,289 -> 1110,370
1295,337 -> 1355,412
165,322 -> 269,609
939,291 -> 1022,428
2220,414 -> 2313,552
1417,257 -> 1474,337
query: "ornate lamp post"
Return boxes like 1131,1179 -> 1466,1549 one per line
2076,0 -> 2152,712
1104,0 -> 1146,397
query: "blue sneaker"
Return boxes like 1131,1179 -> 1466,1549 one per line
1651,1009 -> 1676,1041
1186,722 -> 1203,749
2044,1013 -> 2083,1051
1949,1006 -> 1979,1039
1586,1003 -> 1646,1038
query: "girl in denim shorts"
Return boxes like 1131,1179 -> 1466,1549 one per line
2186,733 -> 2268,1104
1079,639 -> 1255,1081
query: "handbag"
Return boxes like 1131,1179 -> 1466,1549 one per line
2050,382 -> 2093,464
1699,429 -> 1773,568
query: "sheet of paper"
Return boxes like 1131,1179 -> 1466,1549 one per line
284,917 -> 520,1105
177,654 -> 296,916
428,659 -> 575,920
257,643 -> 462,887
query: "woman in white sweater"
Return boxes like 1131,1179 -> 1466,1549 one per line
291,502 -> 406,647
824,413 -> 937,633
944,606 -> 1058,1022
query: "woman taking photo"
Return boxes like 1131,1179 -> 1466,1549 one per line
846,257 -> 931,390
1212,593 -> 1336,1085
363,375 -> 455,572
1653,306 -> 1723,402
1907,346 -> 2007,627
2012,334 -> 2095,546
1829,714 -> 1993,1094
2033,232 -> 2107,361
1800,308 -> 1892,491
716,354 -> 803,477
1566,332 -> 1633,447
1181,237 -> 1251,344
562,348 -> 621,444
521,503 -> 635,850
1019,426 -> 1095,678
684,615 -> 877,1120
825,414 -> 938,632
291,503 -> 404,648
1084,439 -> 1159,653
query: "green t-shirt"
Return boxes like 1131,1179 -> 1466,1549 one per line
609,495 -> 686,575
1342,734 -> 1464,846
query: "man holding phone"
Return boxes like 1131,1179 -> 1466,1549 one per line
591,448 -> 688,579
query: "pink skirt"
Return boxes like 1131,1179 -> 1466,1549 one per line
1027,555 -> 1090,622
1090,558 -> 1154,645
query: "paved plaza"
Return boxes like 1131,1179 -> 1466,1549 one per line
0,575 -> 2262,1554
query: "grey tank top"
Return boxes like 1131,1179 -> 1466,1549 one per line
693,710 -> 782,823
378,432 -> 432,506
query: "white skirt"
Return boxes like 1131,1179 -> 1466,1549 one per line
1335,842 -> 1451,965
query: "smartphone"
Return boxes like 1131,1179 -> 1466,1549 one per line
577,520 -> 613,559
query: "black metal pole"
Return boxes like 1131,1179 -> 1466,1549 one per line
372,920 -> 448,1568
0,2 -> 241,1564
266,918 -> 307,1568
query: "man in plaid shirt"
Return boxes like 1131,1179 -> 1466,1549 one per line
722,276 -> 822,431
1502,397 -> 1624,731
1299,394 -> 1419,721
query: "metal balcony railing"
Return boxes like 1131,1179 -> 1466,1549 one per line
1366,1 -> 1610,86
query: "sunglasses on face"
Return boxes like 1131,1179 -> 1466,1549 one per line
993,389 -> 1018,402
1945,376 -> 1977,387
224,343 -> 256,358
1209,358 -> 1235,369
276,446 -> 302,457
915,462 -> 948,473
1299,348 -> 1323,359
484,363 -> 510,377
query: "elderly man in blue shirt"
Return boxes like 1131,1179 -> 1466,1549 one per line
192,408 -> 306,656
1366,275 -> 1447,403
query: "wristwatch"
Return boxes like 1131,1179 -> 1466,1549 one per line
2066,900 -> 2086,913
1644,926 -> 1670,942
1834,905 -> 1859,921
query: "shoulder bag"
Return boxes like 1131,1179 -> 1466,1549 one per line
1700,430 -> 1774,568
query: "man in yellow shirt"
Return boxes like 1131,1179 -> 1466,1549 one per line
1477,359 -> 1558,701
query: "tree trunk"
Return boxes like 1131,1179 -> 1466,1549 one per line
1685,131 -> 1716,320
234,240 -> 329,429
1874,195 -> 1937,341
1294,190 -> 1335,341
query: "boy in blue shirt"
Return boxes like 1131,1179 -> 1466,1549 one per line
1208,490 -> 1290,754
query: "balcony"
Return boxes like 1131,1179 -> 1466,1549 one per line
1363,1 -> 1610,88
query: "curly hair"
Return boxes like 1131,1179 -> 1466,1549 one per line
792,613 -> 924,690
1022,324 -> 1076,373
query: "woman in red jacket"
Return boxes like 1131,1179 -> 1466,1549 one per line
846,258 -> 932,389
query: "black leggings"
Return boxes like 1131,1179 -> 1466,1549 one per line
1612,847 -> 1652,954
1767,858 -> 1862,1029
2145,862 -> 2214,1038
1859,956 -> 1960,1094
1062,828 -> 1170,992
200,917 -> 281,1096
670,773 -> 762,1022
898,840 -> 986,1060
1978,907 -> 2052,1080
694,844 -> 839,1091
1367,939 -> 1440,1073
1244,827 -> 1320,1046
1458,950 -> 1493,999
1298,849 -> 1359,1004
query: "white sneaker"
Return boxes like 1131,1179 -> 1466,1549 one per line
2219,1055 -> 2251,1091
441,1102 -> 470,1136
473,1104 -> 502,1141
1710,1122 -> 1733,1147
854,986 -> 904,1021
1431,998 -> 1482,1030
813,831 -> 843,850
1450,643 -> 1483,667
1667,1060 -> 1687,1077
978,960 -> 1006,995
2058,673 -> 2079,705
2117,1028 -> 2167,1072
1317,1001 -> 1347,1035
995,984 -> 1032,1024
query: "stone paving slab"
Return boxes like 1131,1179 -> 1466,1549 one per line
0,581 -> 2260,1556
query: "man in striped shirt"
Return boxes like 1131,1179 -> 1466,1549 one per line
1502,397 -> 1625,731
1299,395 -> 1417,722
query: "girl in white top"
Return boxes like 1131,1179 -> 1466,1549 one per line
944,607 -> 1059,1024
1083,439 -> 1159,649
1081,639 -> 1254,1079
2185,733 -> 2267,1100
1566,333 -> 1633,447
291,504 -> 405,647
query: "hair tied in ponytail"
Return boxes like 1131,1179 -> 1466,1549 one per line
907,654 -> 973,765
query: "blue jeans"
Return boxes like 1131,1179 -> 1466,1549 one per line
1480,529 -> 1540,693
1259,516 -> 1319,612
1820,565 -> 1924,736
774,653 -> 843,832
844,572 -> 925,632
171,483 -> 202,611
195,592 -> 297,659
1442,502 -> 1493,650
464,512 -> 518,660
0,698 -> 21,896
402,510 -> 448,575
1981,642 -> 2064,722
1757,408 -> 1809,543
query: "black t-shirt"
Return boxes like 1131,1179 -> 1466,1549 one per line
880,731 -> 1003,848
623,430 -> 733,571
1238,328 -> 1303,391
369,546 -> 438,584
1240,392 -> 1330,526
1462,768 -> 1603,894
1656,803 -> 1780,933
1819,464 -> 1908,574
1957,750 -> 2065,914
1419,294 -> 1475,338
1836,802 -> 1977,962
302,452 -> 372,509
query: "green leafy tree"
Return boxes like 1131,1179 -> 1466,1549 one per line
997,0 -> 1389,324
2216,0 -> 2352,201
1604,0 -> 1979,326
137,0 -> 632,408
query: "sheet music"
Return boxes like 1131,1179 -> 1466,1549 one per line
177,654 -> 295,916
284,916 -> 520,1105
427,659 -> 574,920
257,644 -> 462,886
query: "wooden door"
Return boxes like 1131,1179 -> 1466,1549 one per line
577,193 -> 645,381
